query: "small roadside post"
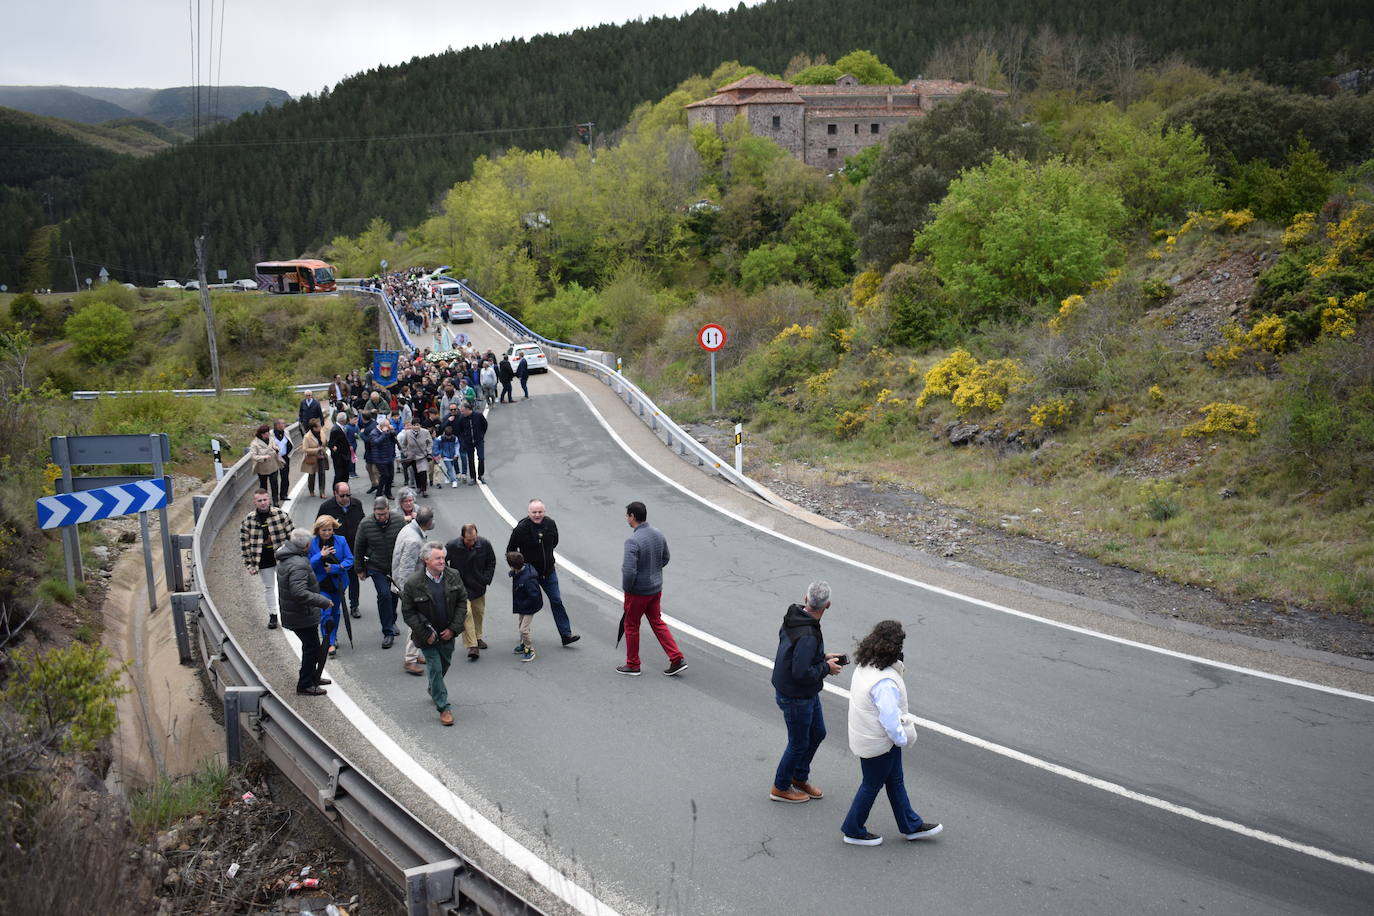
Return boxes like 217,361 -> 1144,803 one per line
698,323 -> 726,413
735,423 -> 744,474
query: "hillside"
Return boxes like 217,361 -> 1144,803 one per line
0,106 -> 172,159
0,84 -> 291,127
37,0 -> 1374,288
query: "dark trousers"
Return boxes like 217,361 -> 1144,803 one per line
332,465 -> 350,491
537,569 -> 572,638
459,443 -> 485,481
347,568 -> 360,611
421,639 -> 455,710
257,472 -> 282,504
840,745 -> 925,838
774,694 -> 826,790
518,375 -> 529,397
623,591 -> 682,668
499,380 -> 513,403
377,462 -> 395,498
291,624 -> 327,691
369,571 -> 397,636
307,465 -> 326,495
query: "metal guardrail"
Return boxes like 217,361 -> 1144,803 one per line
72,383 -> 330,400
182,429 -> 542,915
455,282 -> 586,353
550,349 -> 784,508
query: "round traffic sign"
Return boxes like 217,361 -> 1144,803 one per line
698,323 -> 726,352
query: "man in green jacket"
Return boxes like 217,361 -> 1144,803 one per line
400,541 -> 468,726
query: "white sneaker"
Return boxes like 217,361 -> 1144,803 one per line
903,823 -> 943,840
451,480 -> 458,488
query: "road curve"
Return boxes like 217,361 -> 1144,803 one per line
205,314 -> 1374,915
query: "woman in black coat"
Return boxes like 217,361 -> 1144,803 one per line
276,528 -> 335,695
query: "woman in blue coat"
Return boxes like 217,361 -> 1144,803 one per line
309,514 -> 354,656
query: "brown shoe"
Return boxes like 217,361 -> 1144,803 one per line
476,638 -> 488,650
467,648 -> 479,661
769,786 -> 810,804
403,662 -> 424,676
791,780 -> 823,799
439,708 -> 454,726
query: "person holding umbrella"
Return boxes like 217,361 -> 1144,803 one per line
309,515 -> 354,657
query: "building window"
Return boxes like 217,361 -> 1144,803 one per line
827,148 -> 837,158
853,124 -> 859,135
827,123 -> 837,135
871,123 -> 880,134
772,115 -> 780,129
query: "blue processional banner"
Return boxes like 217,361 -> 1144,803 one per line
372,350 -> 400,387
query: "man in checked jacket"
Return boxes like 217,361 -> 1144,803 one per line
240,488 -> 294,629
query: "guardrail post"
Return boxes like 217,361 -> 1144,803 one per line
170,591 -> 200,665
192,493 -> 208,523
223,686 -> 264,765
405,859 -> 461,916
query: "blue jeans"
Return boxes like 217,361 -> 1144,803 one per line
774,694 -> 826,790
369,571 -> 397,636
840,745 -> 924,837
537,568 -> 572,637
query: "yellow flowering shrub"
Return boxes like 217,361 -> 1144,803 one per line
1182,402 -> 1259,438
916,349 -> 978,407
805,368 -> 837,396
1206,314 -> 1288,368
850,269 -> 883,313
42,462 -> 62,497
1048,294 -> 1085,334
1148,384 -> 1165,404
950,359 -> 1032,415
1164,234 -> 1177,253
1146,248 -> 1163,261
1219,209 -> 1255,232
1281,211 -> 1316,247
1028,397 -> 1074,429
1321,307 -> 1356,338
774,323 -> 816,342
1310,205 -> 1371,279
835,408 -> 869,438
1091,268 -> 1122,291
831,327 -> 854,352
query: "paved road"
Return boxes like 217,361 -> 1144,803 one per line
233,316 -> 1374,915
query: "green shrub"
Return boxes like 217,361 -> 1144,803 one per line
1140,482 -> 1183,521
129,757 -> 230,834
36,578 -> 76,605
8,293 -> 41,328
1268,327 -> 1374,491
1142,278 -> 1173,300
64,301 -> 135,364
0,642 -> 128,752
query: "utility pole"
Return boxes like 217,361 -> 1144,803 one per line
194,234 -> 223,394
68,242 -> 80,292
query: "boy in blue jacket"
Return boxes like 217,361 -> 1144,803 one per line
508,551 -> 542,662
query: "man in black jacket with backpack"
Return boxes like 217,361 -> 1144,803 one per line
769,581 -> 843,804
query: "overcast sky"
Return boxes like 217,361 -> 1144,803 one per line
2,1 -> 761,97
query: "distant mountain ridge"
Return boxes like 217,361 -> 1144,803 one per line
0,85 -> 292,127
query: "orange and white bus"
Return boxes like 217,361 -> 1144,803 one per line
254,259 -> 337,294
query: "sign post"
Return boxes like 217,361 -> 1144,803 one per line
698,323 -> 726,413
735,423 -> 744,474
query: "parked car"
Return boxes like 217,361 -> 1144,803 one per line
157,279 -> 181,289
447,300 -> 474,323
231,278 -> 258,291
183,279 -> 200,290
504,341 -> 548,373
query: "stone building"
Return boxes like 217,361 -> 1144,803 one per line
686,73 -> 998,170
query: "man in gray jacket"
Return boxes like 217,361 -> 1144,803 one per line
393,505 -> 436,675
616,501 -> 686,677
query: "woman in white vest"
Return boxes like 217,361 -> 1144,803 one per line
841,619 -> 943,846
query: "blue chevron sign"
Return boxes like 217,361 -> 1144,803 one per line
36,478 -> 169,530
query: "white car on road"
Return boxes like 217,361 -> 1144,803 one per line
505,341 -> 548,373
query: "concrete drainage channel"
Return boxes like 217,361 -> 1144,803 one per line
178,430 -> 544,916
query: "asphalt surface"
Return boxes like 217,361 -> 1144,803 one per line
210,315 -> 1374,915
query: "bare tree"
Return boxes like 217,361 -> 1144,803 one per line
1098,34 -> 1153,105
